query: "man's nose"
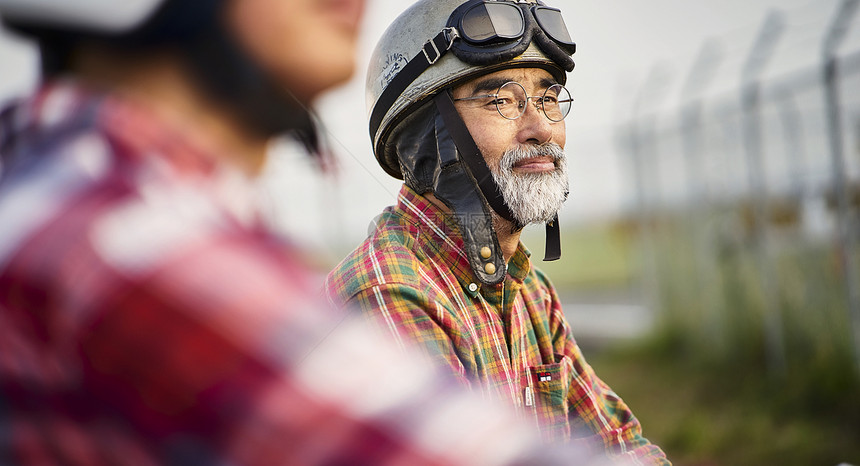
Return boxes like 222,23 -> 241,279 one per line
516,98 -> 553,145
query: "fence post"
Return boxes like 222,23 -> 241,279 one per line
774,92 -> 806,202
680,40 -> 724,353
740,10 -> 787,377
623,121 -> 657,320
628,66 -> 673,329
821,0 -> 860,376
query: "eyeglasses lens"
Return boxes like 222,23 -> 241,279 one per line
543,84 -> 572,122
496,82 -> 527,119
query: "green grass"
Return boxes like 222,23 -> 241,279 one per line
548,215 -> 860,464
521,223 -> 635,289
589,341 -> 860,466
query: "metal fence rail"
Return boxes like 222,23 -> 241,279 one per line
621,0 -> 860,377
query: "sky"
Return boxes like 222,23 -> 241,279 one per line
1,0 -> 856,253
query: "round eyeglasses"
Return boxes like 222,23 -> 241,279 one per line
453,81 -> 572,122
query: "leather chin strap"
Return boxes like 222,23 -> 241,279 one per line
434,92 -> 516,222
434,92 -> 562,264
432,97 -> 507,285
544,214 -> 561,261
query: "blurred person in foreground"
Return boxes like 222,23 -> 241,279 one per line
0,0 -> 606,464
325,0 -> 668,463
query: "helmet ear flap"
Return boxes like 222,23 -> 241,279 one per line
389,94 -> 507,285
391,102 -> 439,192
431,107 -> 507,285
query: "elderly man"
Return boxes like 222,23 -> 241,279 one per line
0,0 -> 596,464
326,0 -> 669,462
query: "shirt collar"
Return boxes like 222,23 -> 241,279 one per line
1,79 -> 263,229
393,185 -> 533,292
507,242 -> 532,282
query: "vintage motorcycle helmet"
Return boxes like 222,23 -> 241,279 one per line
0,0 -> 319,151
367,0 -> 576,285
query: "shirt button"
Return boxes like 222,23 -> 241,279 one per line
484,262 -> 497,275
468,283 -> 478,292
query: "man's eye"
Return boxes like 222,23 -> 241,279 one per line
493,98 -> 515,106
543,96 -> 558,104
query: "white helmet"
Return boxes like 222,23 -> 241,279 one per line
0,0 -> 320,151
367,0 -> 575,178
0,0 -> 165,34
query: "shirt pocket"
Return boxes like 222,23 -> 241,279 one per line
527,354 -> 572,442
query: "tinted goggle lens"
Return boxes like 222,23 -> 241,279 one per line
458,2 -> 573,47
533,6 -> 574,46
460,3 -> 524,43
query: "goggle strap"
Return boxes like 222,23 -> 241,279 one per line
544,214 -> 561,261
433,92 -> 517,224
369,28 -> 457,144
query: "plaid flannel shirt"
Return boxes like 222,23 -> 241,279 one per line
0,82 -> 584,465
326,186 -> 669,464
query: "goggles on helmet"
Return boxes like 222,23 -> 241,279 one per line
448,1 -> 574,65
369,0 -> 575,143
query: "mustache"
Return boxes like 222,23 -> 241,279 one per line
499,143 -> 566,170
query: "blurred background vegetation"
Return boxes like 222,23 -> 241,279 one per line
520,1 -> 860,463
524,222 -> 860,465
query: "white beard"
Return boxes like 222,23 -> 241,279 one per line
490,143 -> 569,228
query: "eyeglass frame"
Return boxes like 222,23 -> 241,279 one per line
452,81 -> 572,122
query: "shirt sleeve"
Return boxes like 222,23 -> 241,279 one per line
63,237 -> 540,465
543,279 -> 671,464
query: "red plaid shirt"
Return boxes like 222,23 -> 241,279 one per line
326,186 -> 669,464
0,82 -> 591,465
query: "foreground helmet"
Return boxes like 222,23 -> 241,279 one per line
0,0 -> 318,151
0,0 -> 165,33
367,0 -> 575,285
